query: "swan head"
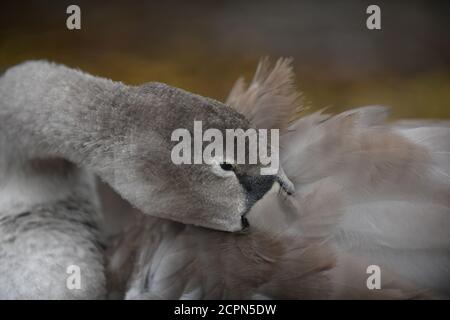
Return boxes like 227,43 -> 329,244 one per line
100,82 -> 293,232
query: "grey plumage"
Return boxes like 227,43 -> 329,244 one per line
0,61 -> 271,232
1,59 -> 449,299
0,156 -> 105,299
108,58 -> 450,299
0,61 -> 283,298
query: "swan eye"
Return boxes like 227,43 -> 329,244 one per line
220,162 -> 234,171
209,159 -> 236,178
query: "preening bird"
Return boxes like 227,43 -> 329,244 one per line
0,61 -> 289,299
107,58 -> 450,299
1,59 -> 449,299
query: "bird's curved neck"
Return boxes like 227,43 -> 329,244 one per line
0,62 -> 133,173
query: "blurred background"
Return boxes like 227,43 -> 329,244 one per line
1,0 -> 449,119
1,0 -> 449,233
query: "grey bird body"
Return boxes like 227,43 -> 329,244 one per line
0,61 -> 281,298
0,162 -> 105,299
108,59 -> 450,300
2,59 -> 449,299
0,133 -> 105,298
0,61 -> 262,232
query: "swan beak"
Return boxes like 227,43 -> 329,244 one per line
276,168 -> 295,195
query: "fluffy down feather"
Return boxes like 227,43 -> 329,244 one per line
108,58 -> 449,299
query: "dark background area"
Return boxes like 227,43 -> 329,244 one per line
1,0 -> 449,119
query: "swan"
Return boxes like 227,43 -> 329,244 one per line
107,58 -> 450,299
0,61 -> 291,299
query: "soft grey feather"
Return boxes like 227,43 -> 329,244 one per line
0,60 -> 283,299
108,58 -> 448,299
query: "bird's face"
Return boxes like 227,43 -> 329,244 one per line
104,83 -> 293,232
